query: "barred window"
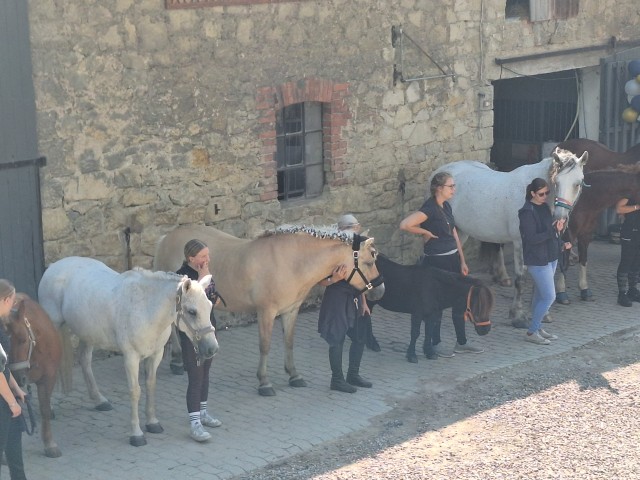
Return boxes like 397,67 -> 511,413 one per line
275,102 -> 324,201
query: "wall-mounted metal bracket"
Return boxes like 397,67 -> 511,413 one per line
392,25 -> 456,85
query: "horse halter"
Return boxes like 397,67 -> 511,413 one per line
175,285 -> 215,363
345,234 -> 384,295
8,308 -> 36,373
463,286 -> 491,327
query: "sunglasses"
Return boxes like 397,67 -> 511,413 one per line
535,190 -> 550,197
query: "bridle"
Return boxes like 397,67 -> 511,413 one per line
175,285 -> 215,363
345,234 -> 384,295
463,286 -> 491,327
8,308 -> 36,373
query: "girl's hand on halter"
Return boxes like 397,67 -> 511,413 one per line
554,218 -> 566,233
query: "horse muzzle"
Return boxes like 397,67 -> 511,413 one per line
364,277 -> 385,301
474,323 -> 491,336
197,334 -> 219,360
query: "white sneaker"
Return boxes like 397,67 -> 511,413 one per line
539,329 -> 558,340
525,331 -> 550,345
190,422 -> 211,442
454,342 -> 484,354
201,411 -> 222,428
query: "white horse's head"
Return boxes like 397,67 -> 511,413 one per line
549,147 -> 588,221
175,277 -> 219,360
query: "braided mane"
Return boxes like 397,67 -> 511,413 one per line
549,147 -> 579,183
260,224 -> 354,245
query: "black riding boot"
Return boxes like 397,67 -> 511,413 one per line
618,273 -> 633,307
329,342 -> 356,393
628,272 -> 640,302
346,341 -> 372,388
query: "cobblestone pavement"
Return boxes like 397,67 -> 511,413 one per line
21,240 -> 637,480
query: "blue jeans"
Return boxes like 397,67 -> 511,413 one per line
527,260 -> 557,334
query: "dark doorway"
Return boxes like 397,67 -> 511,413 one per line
491,70 -> 579,171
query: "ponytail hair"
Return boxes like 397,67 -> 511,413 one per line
183,239 -> 207,261
525,178 -> 549,201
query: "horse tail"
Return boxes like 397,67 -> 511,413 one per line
58,324 -> 74,395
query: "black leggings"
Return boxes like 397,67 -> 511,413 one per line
0,402 -> 26,480
420,253 -> 467,346
617,233 -> 640,291
179,331 -> 213,413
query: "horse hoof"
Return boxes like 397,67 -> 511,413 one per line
129,435 -> 147,447
258,385 -> 277,396
555,292 -> 570,305
289,377 -> 307,388
580,289 -> 594,301
95,401 -> 113,411
146,423 -> 164,434
44,446 -> 62,458
511,319 -> 529,329
406,353 -> 418,363
170,364 -> 185,375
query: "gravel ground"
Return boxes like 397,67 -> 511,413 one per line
237,327 -> 640,480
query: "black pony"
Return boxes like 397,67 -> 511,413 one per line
369,255 -> 494,363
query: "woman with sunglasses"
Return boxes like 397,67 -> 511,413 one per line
518,178 -> 570,345
400,172 -> 483,358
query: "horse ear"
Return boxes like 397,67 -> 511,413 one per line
578,150 -> 589,166
364,237 -> 375,247
361,229 -> 370,237
199,275 -> 212,287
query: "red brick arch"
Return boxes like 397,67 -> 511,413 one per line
255,78 -> 351,201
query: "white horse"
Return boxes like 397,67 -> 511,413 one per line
432,147 -> 588,327
38,256 -> 219,447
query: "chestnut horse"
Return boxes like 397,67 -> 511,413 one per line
3,293 -> 62,458
555,165 -> 640,302
154,225 -> 385,396
557,138 -> 640,173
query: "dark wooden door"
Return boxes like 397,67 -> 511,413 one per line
0,0 -> 45,298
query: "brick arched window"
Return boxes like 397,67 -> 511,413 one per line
256,78 -> 350,201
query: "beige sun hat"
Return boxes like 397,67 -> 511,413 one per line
337,214 -> 360,231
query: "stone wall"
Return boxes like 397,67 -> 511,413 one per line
29,0 -> 638,277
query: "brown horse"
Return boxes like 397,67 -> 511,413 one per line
555,166 -> 640,303
558,138 -> 640,172
154,224 -> 385,396
4,293 -> 63,458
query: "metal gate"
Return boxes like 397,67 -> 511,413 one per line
0,0 -> 45,298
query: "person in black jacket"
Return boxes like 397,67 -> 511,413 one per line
177,239 -> 222,442
518,178 -> 570,345
0,279 -> 28,480
614,196 -> 640,306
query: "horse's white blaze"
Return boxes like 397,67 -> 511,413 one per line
38,256 -> 218,442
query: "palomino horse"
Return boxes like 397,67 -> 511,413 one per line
368,255 -> 494,363
154,225 -> 385,396
38,257 -> 218,447
555,166 -> 640,303
3,293 -> 63,458
433,147 -> 588,327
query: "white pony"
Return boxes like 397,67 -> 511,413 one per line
432,147 -> 588,327
38,256 -> 218,447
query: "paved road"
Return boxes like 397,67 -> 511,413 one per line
21,240 -> 636,480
